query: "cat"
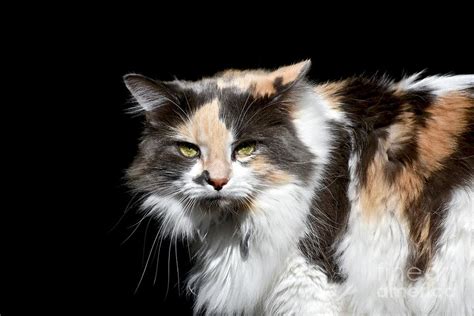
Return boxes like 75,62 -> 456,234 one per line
124,60 -> 473,315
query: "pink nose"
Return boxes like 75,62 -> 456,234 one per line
207,178 -> 229,191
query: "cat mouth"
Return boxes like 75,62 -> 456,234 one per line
204,195 -> 234,205
207,196 -> 223,202
194,194 -> 246,208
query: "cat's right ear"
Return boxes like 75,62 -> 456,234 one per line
123,74 -> 171,112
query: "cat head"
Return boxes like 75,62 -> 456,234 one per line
125,61 -> 316,227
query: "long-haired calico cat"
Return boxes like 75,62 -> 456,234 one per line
124,61 -> 473,315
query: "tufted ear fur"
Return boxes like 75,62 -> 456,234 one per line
123,74 -> 174,112
269,59 -> 311,87
235,60 -> 312,98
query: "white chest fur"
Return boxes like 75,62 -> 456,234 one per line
188,183 -> 317,315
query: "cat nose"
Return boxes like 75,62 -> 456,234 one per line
207,177 -> 229,191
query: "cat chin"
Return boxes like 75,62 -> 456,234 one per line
141,193 -> 252,241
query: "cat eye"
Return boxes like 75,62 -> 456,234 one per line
234,142 -> 256,157
178,142 -> 200,158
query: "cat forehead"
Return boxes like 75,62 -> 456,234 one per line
216,70 -> 280,97
175,62 -> 309,97
174,98 -> 233,153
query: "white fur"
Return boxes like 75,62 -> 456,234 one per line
293,88 -> 346,167
401,73 -> 474,96
264,254 -> 341,315
143,195 -> 195,240
188,181 -> 316,314
337,193 -> 411,314
334,148 -> 410,314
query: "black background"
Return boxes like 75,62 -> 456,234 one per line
3,16 -> 473,315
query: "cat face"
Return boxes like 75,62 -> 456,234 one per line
125,61 -> 315,214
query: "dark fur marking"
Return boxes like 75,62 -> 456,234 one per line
336,78 -> 434,188
299,123 -> 351,282
219,83 -> 315,185
193,170 -> 210,186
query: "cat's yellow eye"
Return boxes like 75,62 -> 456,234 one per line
178,143 -> 200,158
236,143 -> 256,157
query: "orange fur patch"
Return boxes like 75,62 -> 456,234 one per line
416,93 -> 472,175
360,92 -> 472,219
250,156 -> 293,185
359,147 -> 397,219
176,99 -> 232,179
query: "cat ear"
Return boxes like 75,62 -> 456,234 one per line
250,60 -> 311,97
123,74 -> 172,112
270,59 -> 311,87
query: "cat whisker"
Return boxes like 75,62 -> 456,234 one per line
121,206 -> 155,245
165,235 -> 172,298
134,228 -> 161,294
109,190 -> 142,233
175,235 -> 180,295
